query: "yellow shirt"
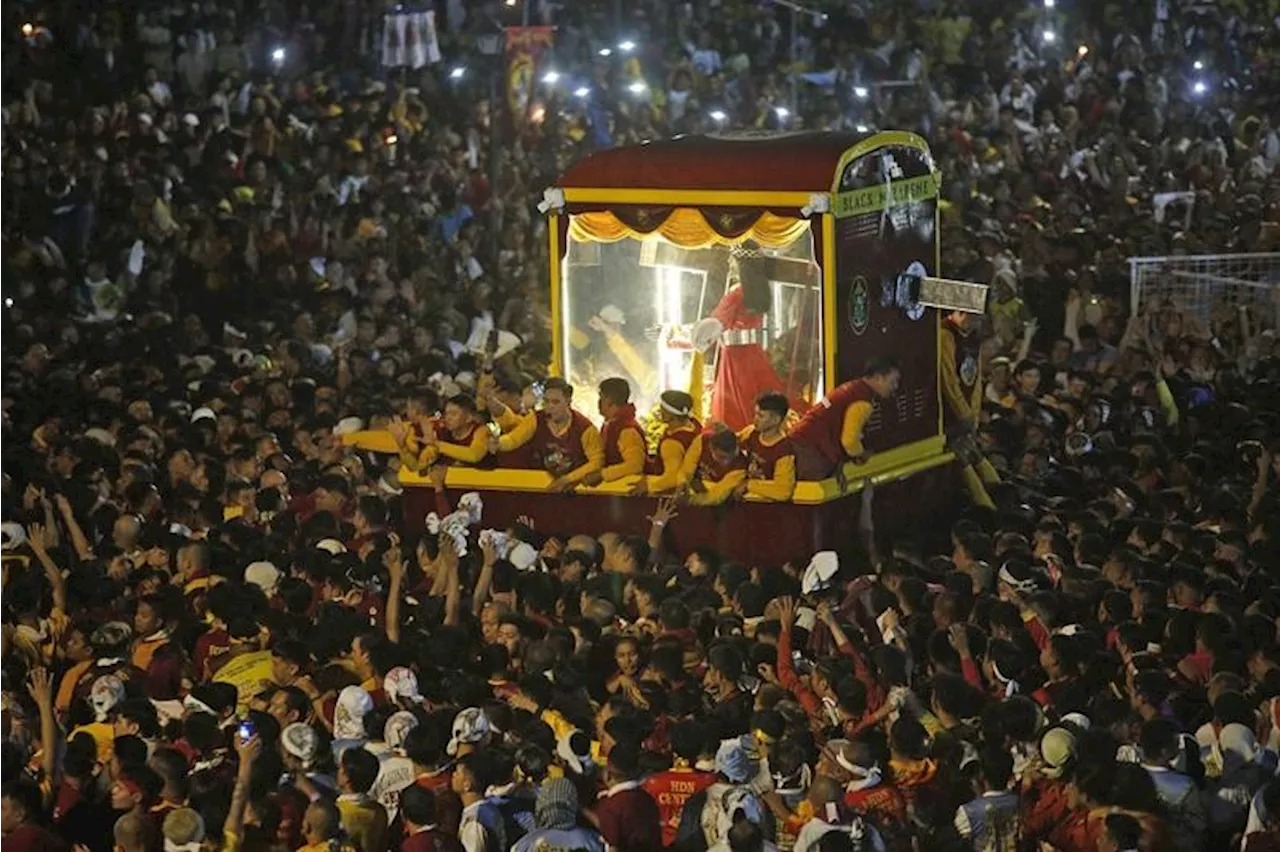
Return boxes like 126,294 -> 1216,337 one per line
499,411 -> 605,484
647,425 -> 702,495
602,426 -> 647,482
337,796 -> 388,852
69,721 -> 115,762
841,401 -> 875,457
939,327 -> 983,423
736,427 -> 797,502
686,467 -> 747,507
408,423 -> 491,469
212,649 -> 274,715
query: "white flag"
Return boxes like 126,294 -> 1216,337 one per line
423,11 -> 441,65
381,15 -> 399,67
406,13 -> 425,69
393,14 -> 408,67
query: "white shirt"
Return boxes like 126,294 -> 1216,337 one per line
458,801 -> 495,852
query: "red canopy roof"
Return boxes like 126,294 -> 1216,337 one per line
557,132 -> 876,193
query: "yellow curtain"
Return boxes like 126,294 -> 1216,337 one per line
569,209 -> 809,249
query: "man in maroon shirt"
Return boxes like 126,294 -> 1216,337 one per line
2,779 -> 68,852
591,742 -> 660,852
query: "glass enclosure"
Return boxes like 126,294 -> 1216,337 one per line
561,221 -> 823,429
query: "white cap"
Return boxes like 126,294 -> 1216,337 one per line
244,561 -> 281,597
1,522 -> 28,551
385,711 -> 419,750
315,538 -> 347,555
333,416 -> 365,437
182,112 -> 200,127
191,407 -> 216,424
446,707 -> 491,757
801,551 -> 839,595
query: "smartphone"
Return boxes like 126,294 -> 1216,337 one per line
238,721 -> 255,742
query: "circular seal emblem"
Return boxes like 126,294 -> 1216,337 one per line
959,353 -> 979,387
898,261 -> 927,321
849,276 -> 870,336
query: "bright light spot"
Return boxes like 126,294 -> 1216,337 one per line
450,67 -> 465,80
531,105 -> 546,123
574,86 -> 590,98
1042,29 -> 1056,44
271,47 -> 286,63
385,134 -> 398,145
1077,45 -> 1089,57
774,106 -> 790,118
4,298 -> 12,308
856,123 -> 869,132
1193,60 -> 1204,70
21,23 -> 33,36
504,0 -> 516,6
709,109 -> 727,122
854,86 -> 869,99
628,81 -> 647,95
1193,80 -> 1208,94
542,70 -> 561,84
619,40 -> 636,52
1044,0 -> 1055,7
598,47 -> 612,57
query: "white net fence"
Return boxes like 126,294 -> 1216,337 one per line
1129,253 -> 1280,333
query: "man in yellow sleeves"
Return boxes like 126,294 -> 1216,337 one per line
389,394 -> 490,473
732,392 -> 797,502
685,426 -> 748,506
581,378 -> 646,487
487,378 -> 604,491
940,310 -> 1001,509
630,391 -> 702,496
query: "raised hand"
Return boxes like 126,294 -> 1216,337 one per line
26,667 -> 53,707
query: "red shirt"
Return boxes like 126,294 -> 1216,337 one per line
415,771 -> 462,835
602,405 -> 644,467
402,827 -> 464,852
643,768 -> 716,847
694,434 -> 746,483
534,410 -> 593,476
789,378 -> 876,468
194,628 -> 231,679
741,427 -> 794,481
4,822 -> 68,852
592,783 -> 661,852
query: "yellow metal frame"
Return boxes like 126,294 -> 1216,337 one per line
548,213 -> 563,377
391,434 -> 951,505
821,213 -> 837,396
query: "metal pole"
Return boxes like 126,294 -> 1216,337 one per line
522,0 -> 530,27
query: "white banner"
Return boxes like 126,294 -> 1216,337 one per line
382,10 -> 440,68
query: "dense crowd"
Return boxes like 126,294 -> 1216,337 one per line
4,0 -> 1280,851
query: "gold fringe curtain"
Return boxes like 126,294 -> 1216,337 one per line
569,208 -> 809,249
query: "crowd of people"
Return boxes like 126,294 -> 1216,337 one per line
4,0 -> 1280,851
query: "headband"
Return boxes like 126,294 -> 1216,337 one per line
660,398 -> 691,417
998,564 -> 1037,594
991,660 -> 1021,697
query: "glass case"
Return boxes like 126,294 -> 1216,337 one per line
561,223 -> 823,430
